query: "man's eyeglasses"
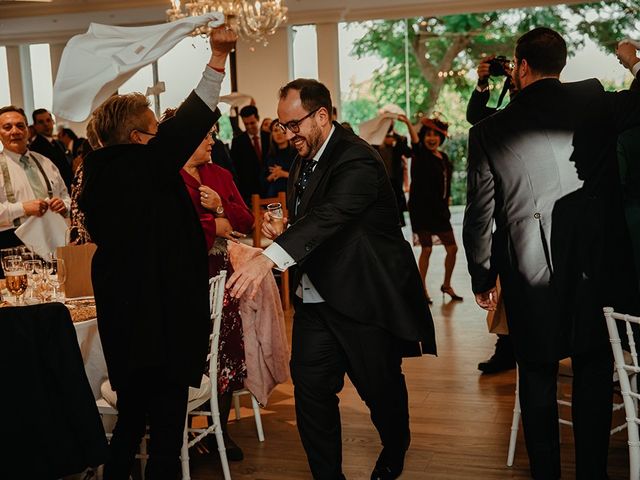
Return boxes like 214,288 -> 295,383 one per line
275,107 -> 321,134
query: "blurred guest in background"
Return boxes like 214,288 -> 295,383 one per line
402,114 -> 462,304
375,122 -> 411,226
30,108 -> 74,190
263,118 -> 295,197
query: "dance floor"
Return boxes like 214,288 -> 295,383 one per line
148,207 -> 632,479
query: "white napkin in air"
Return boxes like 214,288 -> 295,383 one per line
15,210 -> 68,258
52,13 -> 225,121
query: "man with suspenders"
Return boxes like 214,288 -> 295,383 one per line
0,106 -> 71,266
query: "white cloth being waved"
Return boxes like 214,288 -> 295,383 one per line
52,13 -> 225,122
0,150 -> 71,231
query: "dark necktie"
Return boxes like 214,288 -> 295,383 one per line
295,158 -> 317,202
252,135 -> 262,160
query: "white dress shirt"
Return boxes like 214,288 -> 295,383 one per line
0,149 -> 71,231
262,126 -> 336,303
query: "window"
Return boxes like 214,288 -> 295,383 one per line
118,64 -> 156,112
158,36 -> 231,114
29,43 -> 52,111
291,25 -> 318,80
0,47 -> 10,106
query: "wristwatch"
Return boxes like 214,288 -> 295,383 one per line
214,205 -> 225,217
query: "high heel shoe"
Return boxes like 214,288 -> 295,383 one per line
440,285 -> 463,301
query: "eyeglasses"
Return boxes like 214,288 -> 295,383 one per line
136,129 -> 157,137
275,107 -> 321,134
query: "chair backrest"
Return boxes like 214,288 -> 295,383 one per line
207,270 -> 227,381
603,307 -> 640,476
250,191 -> 287,248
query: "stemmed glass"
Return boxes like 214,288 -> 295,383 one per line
46,258 -> 66,302
5,257 -> 28,305
24,259 -> 44,303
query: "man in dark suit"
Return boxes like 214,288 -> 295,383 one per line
465,57 -> 517,375
463,27 -> 640,479
30,108 -> 74,190
78,27 -> 236,480
230,104 -> 270,203
227,78 -> 436,480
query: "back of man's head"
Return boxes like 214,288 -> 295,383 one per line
279,78 -> 333,118
515,27 -> 567,76
92,93 -> 150,147
240,105 -> 259,119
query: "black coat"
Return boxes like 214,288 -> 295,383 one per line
30,134 -> 74,191
230,130 -> 270,202
79,92 -> 219,390
464,78 -> 640,362
276,122 -> 436,356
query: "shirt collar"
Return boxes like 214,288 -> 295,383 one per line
2,149 -> 26,162
312,125 -> 336,162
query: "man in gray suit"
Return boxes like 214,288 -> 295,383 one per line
463,27 -> 640,479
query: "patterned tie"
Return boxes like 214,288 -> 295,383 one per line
295,159 -> 317,202
19,155 -> 47,199
252,135 -> 262,160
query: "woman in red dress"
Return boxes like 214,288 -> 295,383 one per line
167,109 -> 254,460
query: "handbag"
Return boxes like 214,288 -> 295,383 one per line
56,227 -> 96,298
486,276 -> 509,335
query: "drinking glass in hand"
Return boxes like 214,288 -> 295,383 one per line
267,202 -> 284,236
5,257 -> 28,305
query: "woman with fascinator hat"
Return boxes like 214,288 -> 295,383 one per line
398,114 -> 462,304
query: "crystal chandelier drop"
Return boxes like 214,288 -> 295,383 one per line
167,0 -> 288,46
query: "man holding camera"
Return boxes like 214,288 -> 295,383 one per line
464,27 -> 640,478
466,55 -> 517,375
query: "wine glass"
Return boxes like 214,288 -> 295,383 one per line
46,258 -> 66,302
24,259 -> 43,303
5,257 -> 28,305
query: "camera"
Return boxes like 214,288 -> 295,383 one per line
489,56 -> 512,77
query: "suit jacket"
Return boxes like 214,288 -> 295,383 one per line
79,92 -> 220,390
466,88 -> 497,125
464,78 -> 640,362
276,122 -> 436,356
230,130 -> 270,202
30,134 -> 74,191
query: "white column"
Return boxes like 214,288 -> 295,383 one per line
18,45 -> 34,117
315,22 -> 341,120
6,46 -> 25,109
49,42 -> 66,85
235,28 -> 292,119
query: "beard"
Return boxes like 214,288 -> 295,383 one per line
292,123 -> 324,159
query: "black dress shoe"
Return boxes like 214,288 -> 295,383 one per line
371,448 -> 405,480
477,355 -> 516,374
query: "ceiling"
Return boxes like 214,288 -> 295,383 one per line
0,0 -> 591,45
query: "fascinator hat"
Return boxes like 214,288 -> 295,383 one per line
420,112 -> 449,137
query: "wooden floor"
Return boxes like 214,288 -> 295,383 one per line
179,208 -> 631,479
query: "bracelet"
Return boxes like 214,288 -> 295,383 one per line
208,65 -> 226,74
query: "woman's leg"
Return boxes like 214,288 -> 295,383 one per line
418,246 -> 432,298
443,243 -> 458,288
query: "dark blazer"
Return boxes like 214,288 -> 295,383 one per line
464,78 -> 640,362
3,303 -> 108,478
276,122 -> 436,355
30,134 -> 74,191
230,130 -> 270,202
79,92 -> 219,390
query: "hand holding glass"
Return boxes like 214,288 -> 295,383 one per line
266,202 -> 284,236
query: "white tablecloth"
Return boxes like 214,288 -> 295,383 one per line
74,318 -> 108,400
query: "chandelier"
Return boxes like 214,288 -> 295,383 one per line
166,0 -> 288,46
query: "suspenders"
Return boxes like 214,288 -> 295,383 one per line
0,151 -> 54,227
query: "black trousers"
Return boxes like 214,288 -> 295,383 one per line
290,300 -> 410,480
518,348 -> 613,480
103,368 -> 189,480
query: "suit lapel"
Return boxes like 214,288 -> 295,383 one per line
296,123 -> 344,216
